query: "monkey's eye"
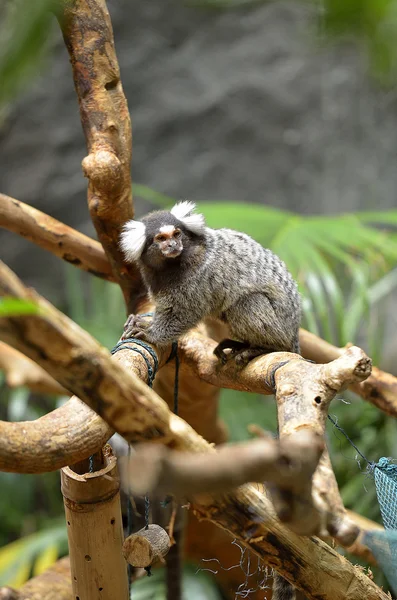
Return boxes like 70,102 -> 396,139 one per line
156,235 -> 166,242
173,230 -> 182,238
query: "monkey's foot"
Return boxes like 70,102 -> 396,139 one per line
213,339 -> 248,364
234,347 -> 266,366
122,313 -> 152,341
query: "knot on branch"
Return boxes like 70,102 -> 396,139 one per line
82,151 -> 122,191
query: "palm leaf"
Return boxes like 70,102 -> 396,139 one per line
0,521 -> 67,587
0,0 -> 58,108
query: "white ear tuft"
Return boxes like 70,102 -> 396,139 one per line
170,200 -> 196,220
170,200 -> 206,235
119,220 -> 146,263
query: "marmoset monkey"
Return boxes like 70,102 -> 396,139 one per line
120,201 -> 301,365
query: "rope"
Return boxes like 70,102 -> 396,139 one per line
327,414 -> 373,465
111,333 -> 159,583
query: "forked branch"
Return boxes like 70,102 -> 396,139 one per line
0,261 -> 386,600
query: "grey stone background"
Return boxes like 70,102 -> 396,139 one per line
1,0 -> 396,361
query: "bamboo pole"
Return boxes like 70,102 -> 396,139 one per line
61,446 -> 129,600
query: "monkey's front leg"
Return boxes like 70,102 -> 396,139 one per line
122,310 -> 195,347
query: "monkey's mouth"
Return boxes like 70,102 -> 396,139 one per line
162,248 -> 182,258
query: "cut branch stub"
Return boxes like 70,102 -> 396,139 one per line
122,524 -> 171,568
58,0 -> 144,312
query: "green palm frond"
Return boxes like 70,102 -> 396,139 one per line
0,521 -> 67,587
0,0 -> 58,110
201,203 -> 397,348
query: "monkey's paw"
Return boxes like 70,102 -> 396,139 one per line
213,339 -> 247,364
234,347 -> 264,366
122,313 -> 152,341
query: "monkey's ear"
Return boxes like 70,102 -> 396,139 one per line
170,200 -> 206,235
119,220 -> 147,262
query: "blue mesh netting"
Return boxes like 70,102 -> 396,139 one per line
363,458 -> 397,594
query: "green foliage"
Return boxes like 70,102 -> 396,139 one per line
0,0 -> 58,110
0,520 -> 67,588
321,0 -> 397,83
0,298 -> 40,317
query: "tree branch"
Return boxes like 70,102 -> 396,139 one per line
119,431 -> 323,499
0,341 -> 68,395
0,194 -> 114,281
58,0 -> 144,312
0,261 -> 386,599
300,330 -> 397,417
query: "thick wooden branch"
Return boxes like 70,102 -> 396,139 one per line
0,395 -> 111,473
0,341 -> 68,395
0,557 -> 72,600
0,263 -> 386,599
58,0 -> 144,312
178,328 -> 368,544
120,431 -> 323,498
0,194 -> 114,281
0,260 -> 172,451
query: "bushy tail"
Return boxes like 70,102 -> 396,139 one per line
273,574 -> 296,600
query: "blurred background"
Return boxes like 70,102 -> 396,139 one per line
1,0 -> 397,597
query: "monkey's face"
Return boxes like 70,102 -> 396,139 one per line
153,226 -> 183,258
120,201 -> 206,266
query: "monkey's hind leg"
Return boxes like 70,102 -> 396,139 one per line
213,339 -> 247,364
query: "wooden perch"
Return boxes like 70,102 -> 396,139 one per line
0,341 -> 68,395
119,431 -> 323,499
0,263 -> 387,599
61,446 -> 129,600
58,0 -> 143,313
123,524 -> 171,568
0,194 -> 114,281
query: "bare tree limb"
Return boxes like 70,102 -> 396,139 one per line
119,431 -> 324,498
0,261 -> 387,599
57,0 -> 144,312
0,194 -> 114,281
0,340 -> 68,395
